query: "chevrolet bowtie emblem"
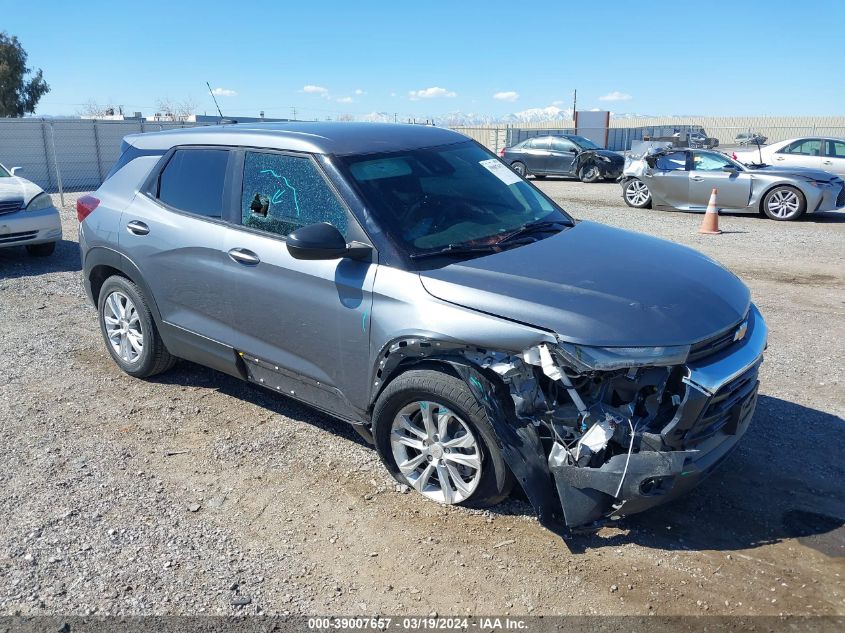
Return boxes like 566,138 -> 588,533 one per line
734,320 -> 748,342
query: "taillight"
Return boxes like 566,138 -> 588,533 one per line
76,195 -> 100,222
498,147 -> 505,157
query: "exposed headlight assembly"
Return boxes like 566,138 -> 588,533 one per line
25,192 -> 54,211
596,155 -> 611,162
555,341 -> 690,372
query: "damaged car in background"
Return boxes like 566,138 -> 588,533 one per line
621,142 -> 845,220
81,122 -> 767,533
500,134 -> 624,182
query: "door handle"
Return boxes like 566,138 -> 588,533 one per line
228,248 -> 260,266
691,176 -> 704,181
126,220 -> 150,235
823,160 -> 833,165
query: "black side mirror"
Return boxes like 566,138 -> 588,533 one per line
721,165 -> 739,173
287,222 -> 371,261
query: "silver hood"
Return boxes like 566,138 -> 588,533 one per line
419,221 -> 750,347
747,165 -> 841,181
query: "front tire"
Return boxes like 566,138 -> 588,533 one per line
578,164 -> 602,183
623,178 -> 653,208
372,368 -> 514,508
97,275 -> 175,378
510,161 -> 527,177
762,186 -> 805,221
26,242 -> 56,257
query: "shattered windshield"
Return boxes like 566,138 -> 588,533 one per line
339,141 -> 573,256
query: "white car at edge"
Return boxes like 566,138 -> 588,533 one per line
0,162 -> 62,256
733,137 -> 845,178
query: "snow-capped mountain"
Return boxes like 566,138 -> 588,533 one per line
359,105 -> 576,126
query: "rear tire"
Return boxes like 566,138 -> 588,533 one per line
372,368 -> 514,509
97,275 -> 176,378
623,178 -> 653,208
26,242 -> 55,257
761,186 -> 805,221
510,161 -> 527,177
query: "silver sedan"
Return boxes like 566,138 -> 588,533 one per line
621,148 -> 845,221
0,163 -> 62,255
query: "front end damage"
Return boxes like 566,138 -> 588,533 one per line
375,305 -> 767,532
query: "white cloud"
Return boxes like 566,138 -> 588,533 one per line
493,91 -> 519,102
302,85 -> 329,96
335,96 -> 354,103
354,88 -> 365,95
408,86 -> 456,100
390,92 -> 397,97
598,91 -> 632,102
211,87 -> 237,97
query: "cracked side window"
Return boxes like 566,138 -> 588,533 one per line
241,152 -> 348,237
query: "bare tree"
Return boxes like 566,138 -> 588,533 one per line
155,97 -> 197,121
77,99 -> 122,118
337,113 -> 354,122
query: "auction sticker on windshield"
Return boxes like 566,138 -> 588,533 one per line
480,158 -> 522,185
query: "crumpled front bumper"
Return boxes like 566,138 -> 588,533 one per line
549,304 -> 768,527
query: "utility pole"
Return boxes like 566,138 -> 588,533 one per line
394,112 -> 398,123
290,107 -> 297,120
572,89 -> 577,121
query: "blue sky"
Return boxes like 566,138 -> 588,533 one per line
5,0 -> 844,120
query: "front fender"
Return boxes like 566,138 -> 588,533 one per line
368,340 -> 567,535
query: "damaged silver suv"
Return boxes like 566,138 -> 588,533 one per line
79,122 -> 767,531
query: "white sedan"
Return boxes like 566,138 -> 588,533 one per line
0,163 -> 62,256
733,137 -> 845,178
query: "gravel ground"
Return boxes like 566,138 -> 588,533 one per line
0,182 -> 843,617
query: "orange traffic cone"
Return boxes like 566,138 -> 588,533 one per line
699,188 -> 722,235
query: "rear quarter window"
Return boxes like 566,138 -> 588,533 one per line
105,143 -> 165,181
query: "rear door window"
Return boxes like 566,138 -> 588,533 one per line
654,151 -> 688,171
527,138 -> 550,150
240,151 -> 349,237
157,149 -> 229,217
825,140 -> 845,158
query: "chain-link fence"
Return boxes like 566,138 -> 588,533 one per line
0,119 -> 215,204
2,118 -> 845,202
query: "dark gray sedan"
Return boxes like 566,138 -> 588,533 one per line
500,134 -> 624,182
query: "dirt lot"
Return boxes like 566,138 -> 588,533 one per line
1,181 -> 843,617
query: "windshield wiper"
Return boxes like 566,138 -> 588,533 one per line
494,219 -> 570,245
410,219 -> 572,260
409,243 -> 502,260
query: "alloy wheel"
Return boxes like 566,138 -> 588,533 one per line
767,189 -> 800,218
626,180 -> 650,206
390,400 -> 482,504
103,291 -> 143,364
